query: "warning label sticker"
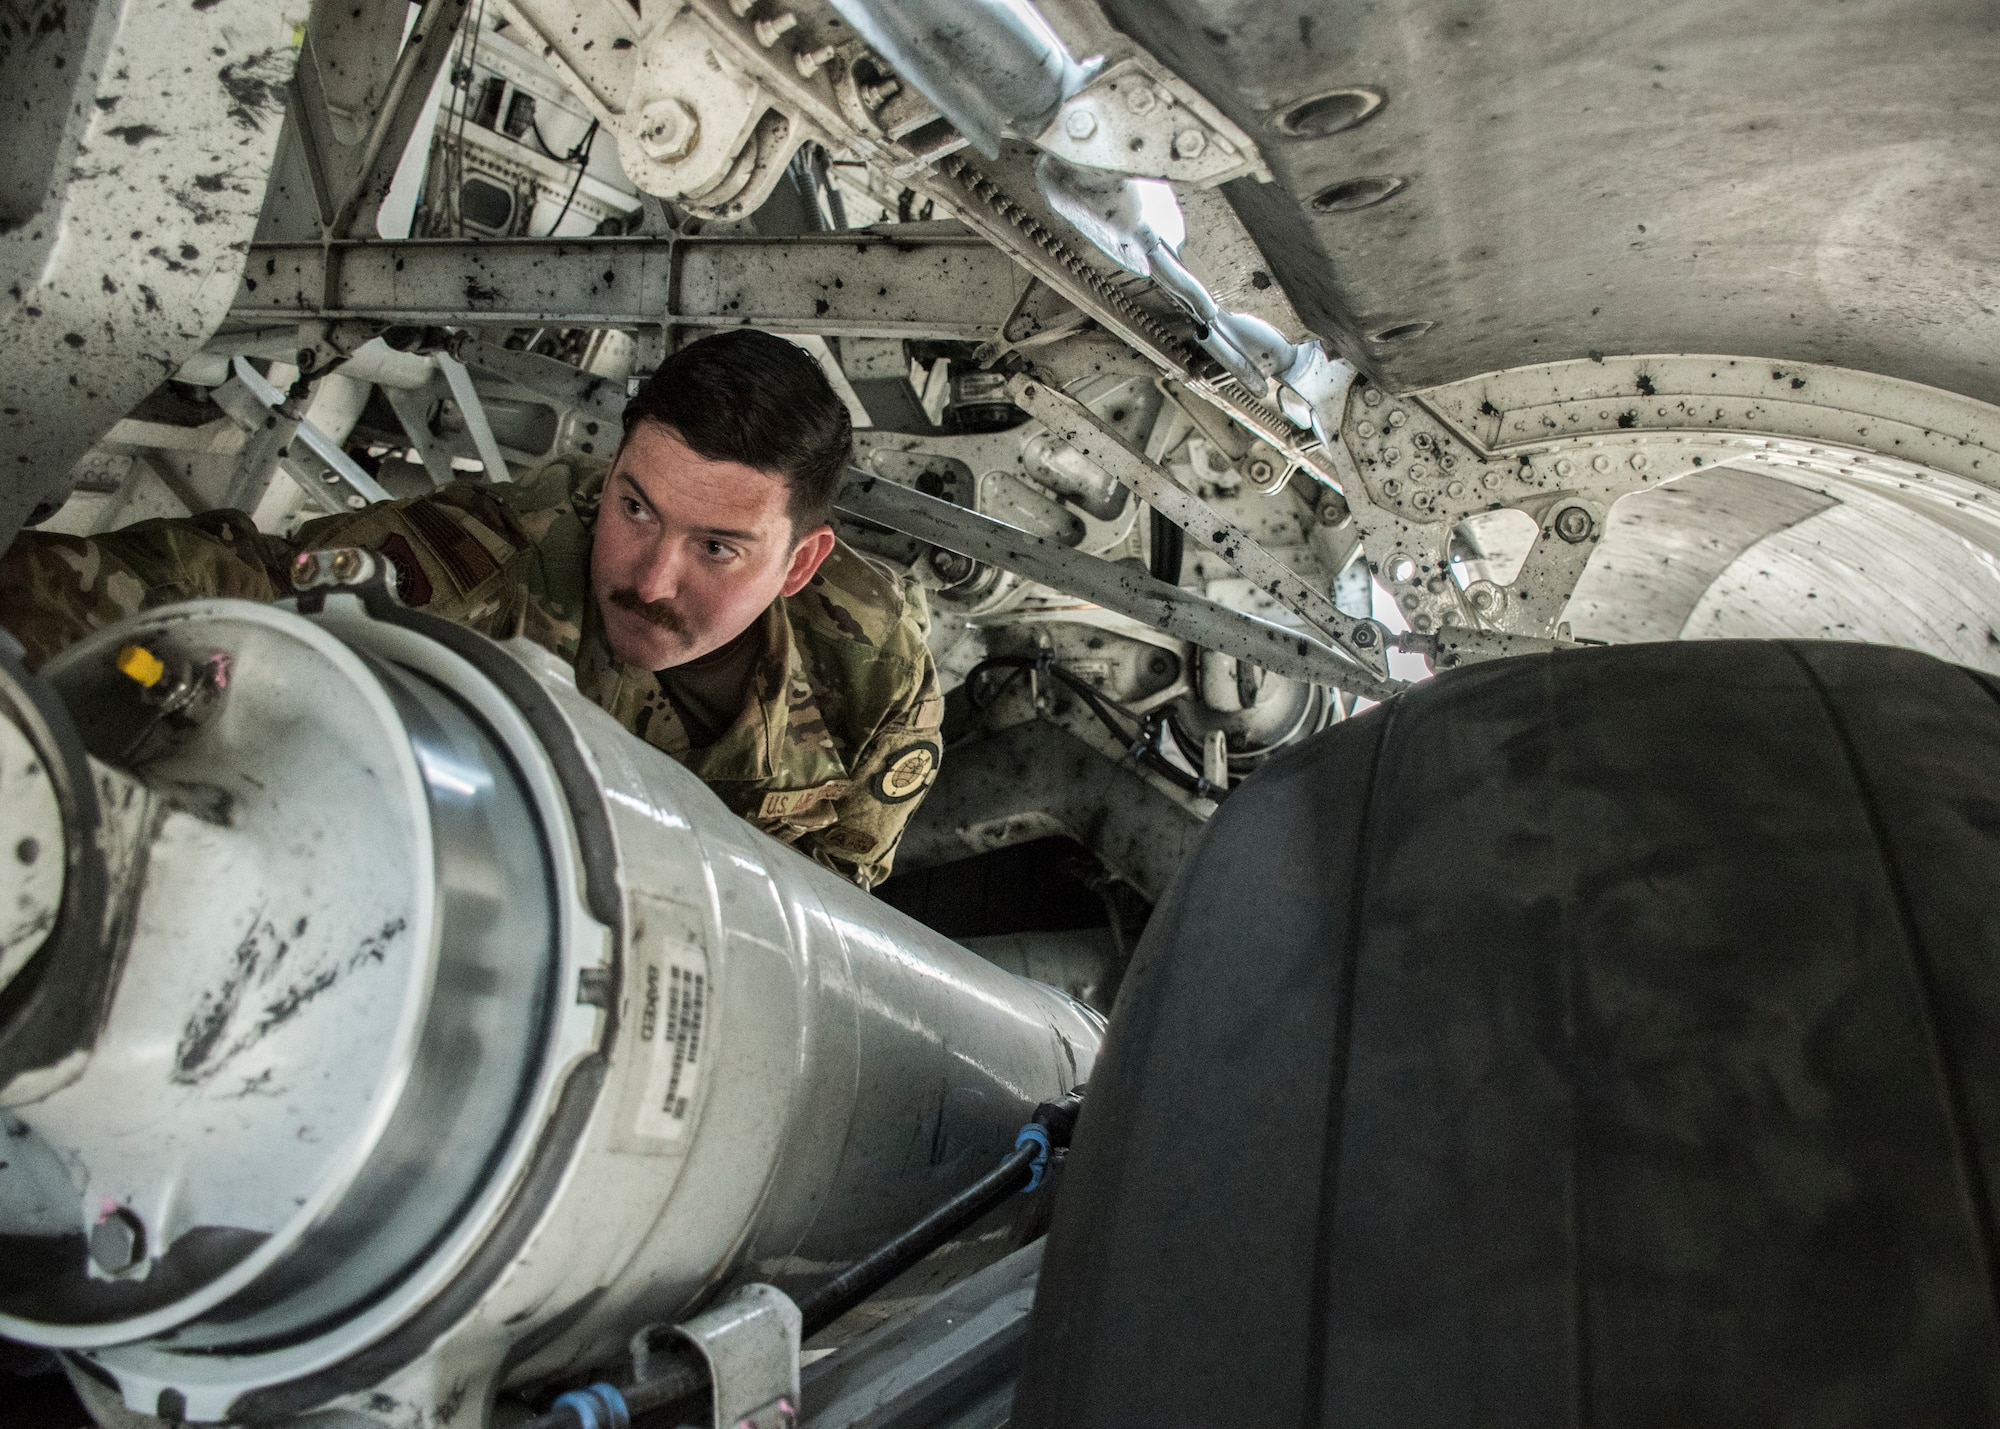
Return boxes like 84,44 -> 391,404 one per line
622,896 -> 711,1149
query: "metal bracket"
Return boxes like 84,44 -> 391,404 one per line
210,359 -> 392,514
1006,374 -> 1393,685
649,1283 -> 801,1429
1034,56 -> 1267,187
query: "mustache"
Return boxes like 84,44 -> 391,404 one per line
608,587 -> 687,634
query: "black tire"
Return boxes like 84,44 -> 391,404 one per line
1016,640 -> 2000,1428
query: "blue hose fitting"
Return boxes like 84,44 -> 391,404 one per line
554,1383 -> 631,1429
1016,1123 -> 1052,1193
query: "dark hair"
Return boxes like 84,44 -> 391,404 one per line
620,329 -> 853,534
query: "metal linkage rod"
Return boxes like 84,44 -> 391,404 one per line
1005,375 -> 1393,686
837,471 -> 1403,701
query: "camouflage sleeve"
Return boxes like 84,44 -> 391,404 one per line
0,510 -> 296,669
794,641 -> 945,892
0,470 -> 573,671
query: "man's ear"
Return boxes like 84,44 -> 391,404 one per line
780,524 -> 837,597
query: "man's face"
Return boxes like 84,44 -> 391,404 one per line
589,420 -> 835,670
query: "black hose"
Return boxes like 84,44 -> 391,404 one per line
794,1141 -> 1040,1337
541,119 -> 600,238
518,1092 -> 1086,1429
964,655 -> 1223,800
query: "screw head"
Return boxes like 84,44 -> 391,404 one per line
1630,452 -> 1649,471
1380,477 -> 1402,496
91,1208 -> 145,1274
1064,107 -> 1099,141
1592,454 -> 1612,473
1351,623 -> 1377,648
1555,458 -> 1575,478
1245,456 -> 1277,484
1446,480 -> 1467,499
329,548 -> 365,582
1125,85 -> 1158,115
291,551 -> 321,587
1554,505 -> 1595,543
1362,387 -> 1383,407
1172,128 -> 1207,159
1386,409 -> 1407,428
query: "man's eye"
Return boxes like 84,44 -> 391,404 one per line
621,496 -> 648,520
703,540 -> 738,560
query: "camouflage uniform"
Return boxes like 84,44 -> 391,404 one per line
0,459 -> 943,889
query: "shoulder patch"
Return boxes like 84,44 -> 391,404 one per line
871,741 -> 940,804
375,533 -> 434,606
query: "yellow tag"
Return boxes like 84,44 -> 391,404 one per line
116,644 -> 166,689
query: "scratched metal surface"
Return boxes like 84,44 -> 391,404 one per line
1100,0 -> 2000,406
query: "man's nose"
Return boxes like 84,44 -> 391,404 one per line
632,541 -> 685,604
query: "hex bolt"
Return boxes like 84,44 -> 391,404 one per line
754,12 -> 797,46
794,43 -> 836,78
861,79 -> 900,109
1362,387 -> 1383,407
1382,447 -> 1400,465
1172,128 -> 1207,159
90,1208 -> 145,1275
1481,470 -> 1502,489
1386,409 -> 1407,428
637,97 -> 699,163
291,551 -> 322,587
1125,85 -> 1158,115
1063,107 -> 1098,141
1351,623 -> 1378,648
1380,477 -> 1402,496
329,548 -> 366,583
1244,455 -> 1276,484
1630,452 -> 1650,471
1355,420 -> 1376,439
1446,479 -> 1466,499
1592,454 -> 1612,473
1470,585 -> 1500,613
1554,505 -> 1595,543
1554,457 -> 1575,478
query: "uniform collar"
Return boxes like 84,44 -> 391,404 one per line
574,590 -> 850,792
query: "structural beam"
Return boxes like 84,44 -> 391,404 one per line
231,234 -> 1033,336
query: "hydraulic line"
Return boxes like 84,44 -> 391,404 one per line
966,653 -> 1224,799
520,1092 -> 1086,1429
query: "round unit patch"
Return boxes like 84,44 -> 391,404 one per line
872,741 -> 940,803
